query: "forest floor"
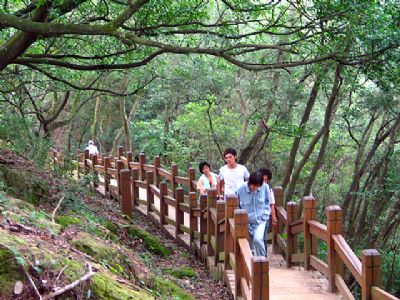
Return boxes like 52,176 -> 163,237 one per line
0,150 -> 230,299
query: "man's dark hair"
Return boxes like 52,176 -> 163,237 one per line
199,161 -> 211,174
258,168 -> 272,181
223,148 -> 237,157
248,171 -> 264,186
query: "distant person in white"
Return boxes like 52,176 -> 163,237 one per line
85,140 -> 99,156
219,148 -> 250,199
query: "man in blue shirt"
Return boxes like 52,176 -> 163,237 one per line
236,171 -> 270,257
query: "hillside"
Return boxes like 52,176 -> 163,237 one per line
0,150 -> 229,299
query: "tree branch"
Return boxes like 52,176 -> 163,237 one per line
15,50 -> 166,71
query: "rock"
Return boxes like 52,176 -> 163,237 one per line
13,281 -> 23,295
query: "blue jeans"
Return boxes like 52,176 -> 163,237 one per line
249,221 -> 268,257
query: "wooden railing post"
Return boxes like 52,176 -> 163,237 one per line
273,186 -> 284,254
104,156 -> 111,196
159,182 -> 168,228
251,257 -> 269,300
224,196 -> 238,270
188,167 -> 196,193
189,192 -> 197,248
303,195 -> 317,270
214,199 -> 225,265
131,169 -> 139,206
199,195 -> 207,247
175,188 -> 184,238
139,153 -> 146,181
92,154 -> 98,188
127,151 -> 133,169
326,205 -> 344,293
118,146 -> 124,159
116,160 -> 124,200
206,189 -> 217,256
234,209 -> 248,300
146,171 -> 154,215
170,164 -> 178,198
361,249 -> 381,300
84,149 -> 89,174
120,169 -> 132,217
153,156 -> 161,187
286,201 -> 298,268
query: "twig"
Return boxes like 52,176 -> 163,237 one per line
51,196 -> 65,223
44,264 -> 95,299
53,265 -> 68,289
21,264 -> 43,300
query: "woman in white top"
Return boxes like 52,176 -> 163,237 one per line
197,161 -> 219,196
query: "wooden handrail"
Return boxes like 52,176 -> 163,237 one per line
372,287 -> 398,300
308,220 -> 328,241
238,238 -> 252,278
157,167 -> 172,181
333,234 -> 362,283
175,176 -> 190,186
276,206 -> 287,222
49,148 -> 400,300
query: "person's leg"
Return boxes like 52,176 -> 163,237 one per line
263,220 -> 270,257
248,223 -> 256,254
252,221 -> 267,257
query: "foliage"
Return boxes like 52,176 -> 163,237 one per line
0,114 -> 51,167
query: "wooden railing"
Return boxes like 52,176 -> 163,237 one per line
272,192 -> 399,300
49,146 -> 399,300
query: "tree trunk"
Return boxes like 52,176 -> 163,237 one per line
303,63 -> 344,196
282,75 -> 321,189
0,5 -> 49,71
92,95 -> 101,141
120,97 -> 132,152
237,50 -> 282,164
342,116 -> 400,219
110,94 -> 142,155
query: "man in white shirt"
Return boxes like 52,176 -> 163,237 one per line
85,140 -> 99,156
219,148 -> 250,199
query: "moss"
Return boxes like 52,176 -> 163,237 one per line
0,229 -> 151,299
102,220 -> 119,235
55,215 -> 83,229
128,226 -> 170,257
0,196 -> 35,211
0,196 -> 60,235
164,267 -> 197,279
70,232 -> 133,278
153,276 -> 195,300
92,273 -> 153,299
0,247 -> 24,297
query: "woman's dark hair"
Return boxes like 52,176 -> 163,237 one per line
248,171 -> 264,186
223,148 -> 237,157
199,161 -> 211,174
258,167 -> 272,181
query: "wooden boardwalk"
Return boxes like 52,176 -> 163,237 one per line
268,249 -> 340,300
62,148 -> 397,300
99,183 -> 340,300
